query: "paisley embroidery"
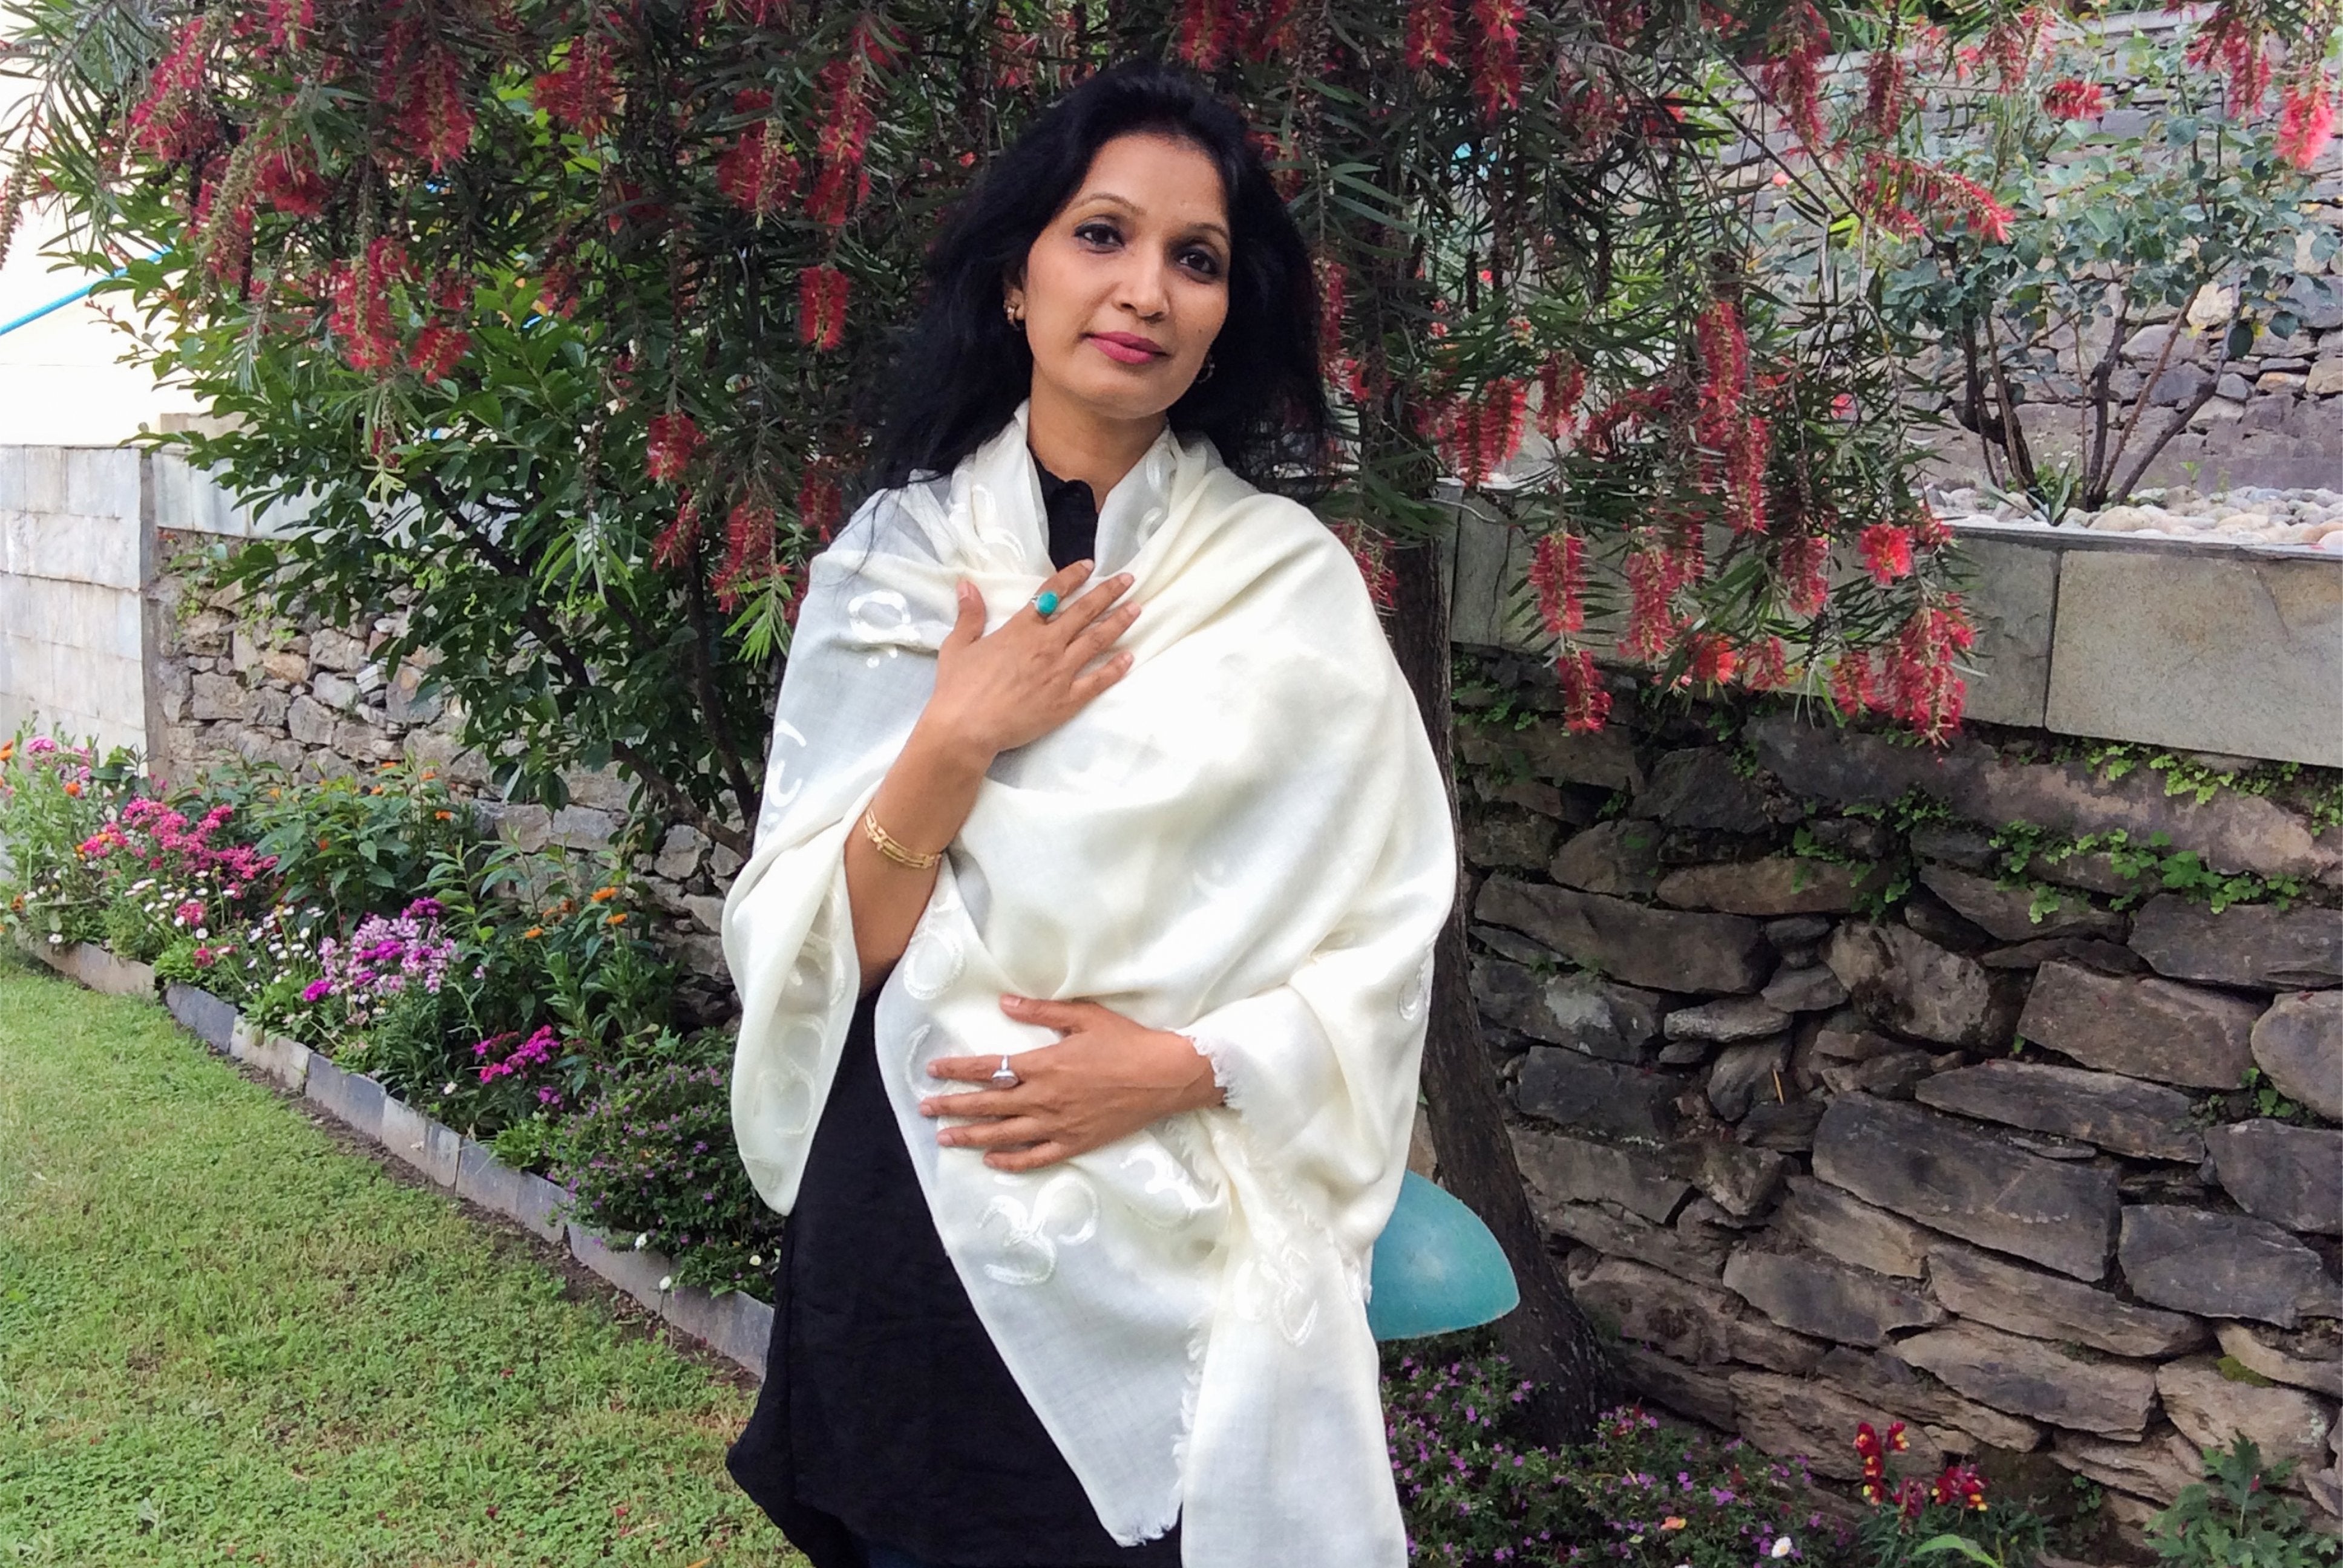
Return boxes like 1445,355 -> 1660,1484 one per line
978,1172 -> 1101,1285
759,719 -> 808,818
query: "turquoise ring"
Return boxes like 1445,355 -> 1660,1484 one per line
1031,589 -> 1061,618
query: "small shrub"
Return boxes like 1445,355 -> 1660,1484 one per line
549,1034 -> 781,1301
2148,1437 -> 2341,1568
0,734 -> 143,947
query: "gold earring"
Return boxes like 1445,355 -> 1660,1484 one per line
1194,349 -> 1216,385
1004,298 -> 1024,326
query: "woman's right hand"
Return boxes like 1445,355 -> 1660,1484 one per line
921,561 -> 1141,760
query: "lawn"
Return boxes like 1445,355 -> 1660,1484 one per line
0,948 -> 802,1567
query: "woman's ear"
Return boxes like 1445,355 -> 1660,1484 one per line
1002,267 -> 1026,327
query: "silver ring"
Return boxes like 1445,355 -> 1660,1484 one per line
991,1053 -> 1020,1088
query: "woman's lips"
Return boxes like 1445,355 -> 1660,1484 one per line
1088,332 -> 1168,365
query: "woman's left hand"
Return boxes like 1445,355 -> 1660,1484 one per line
920,994 -> 1225,1172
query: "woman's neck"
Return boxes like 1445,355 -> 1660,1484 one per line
1025,381 -> 1165,503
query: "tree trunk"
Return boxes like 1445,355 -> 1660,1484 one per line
1385,535 -> 1618,1443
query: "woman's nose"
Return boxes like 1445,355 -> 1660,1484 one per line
1113,255 -> 1171,320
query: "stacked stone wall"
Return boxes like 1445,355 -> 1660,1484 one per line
1453,652 -> 2343,1557
147,531 -> 742,1006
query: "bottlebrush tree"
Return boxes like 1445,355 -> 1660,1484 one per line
1,0 -> 2332,1434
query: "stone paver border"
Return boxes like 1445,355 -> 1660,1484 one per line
19,936 -> 773,1380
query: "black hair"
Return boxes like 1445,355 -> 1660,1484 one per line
866,59 -> 1332,497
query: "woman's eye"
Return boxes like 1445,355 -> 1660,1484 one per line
1074,221 -> 1121,248
1178,248 -> 1224,279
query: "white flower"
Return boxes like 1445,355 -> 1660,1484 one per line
657,1275 -> 673,1293
634,1232 -> 649,1250
1771,1538 -> 1795,1559
442,1082 -> 458,1096
47,933 -> 63,946
194,927 -> 208,939
749,1254 -> 762,1267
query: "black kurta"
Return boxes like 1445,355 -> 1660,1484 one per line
725,463 -> 1185,1567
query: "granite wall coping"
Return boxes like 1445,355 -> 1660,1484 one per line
1447,511 -> 2343,769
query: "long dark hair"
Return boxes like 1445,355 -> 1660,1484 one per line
867,60 -> 1332,495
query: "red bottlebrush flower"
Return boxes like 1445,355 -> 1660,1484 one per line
2185,17 -> 2274,114
406,323 -> 470,382
388,48 -> 476,172
1527,531 -> 1587,638
716,496 -> 776,610
257,148 -> 330,217
1981,7 -> 2048,88
1317,256 -> 1348,367
1915,503 -> 1953,550
534,33 -> 622,138
1439,378 -> 1529,488
1171,0 -> 1239,70
799,264 -> 850,350
2042,77 -> 2108,121
1244,0 -> 1304,63
1889,601 -> 1973,743
1857,154 -> 2014,244
1622,546 -> 1690,660
1683,632 -> 1738,687
1741,635 -> 1791,691
538,259 -> 582,319
1404,0 -> 1456,70
265,0 -> 316,54
1330,521 -> 1397,610
814,55 -> 878,169
646,411 -> 701,482
805,160 -> 868,228
1556,648 -> 1611,733
1777,534 -> 1829,618
1859,522 -> 1915,584
430,269 -> 471,313
1579,386 -> 1673,457
716,91 -> 802,220
798,465 -> 845,542
1833,647 -> 1880,719
1469,0 -> 1524,120
1759,1 -> 1830,152
129,19 -> 221,162
652,489 -> 703,570
1725,416 -> 1770,535
2277,78 -> 2337,171
1861,47 -> 1909,137
329,237 -> 410,374
1694,299 -> 1749,446
1536,355 -> 1586,443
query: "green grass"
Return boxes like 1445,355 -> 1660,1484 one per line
0,949 -> 802,1567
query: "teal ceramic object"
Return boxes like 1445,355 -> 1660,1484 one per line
1366,1170 -> 1520,1341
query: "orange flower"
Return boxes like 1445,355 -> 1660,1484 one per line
605,911 -> 628,926
317,837 -> 331,851
0,741 -> 15,763
589,887 -> 619,904
420,768 -> 438,780
523,926 -> 544,939
63,780 -> 82,797
434,809 -> 454,821
1661,1517 -> 1687,1531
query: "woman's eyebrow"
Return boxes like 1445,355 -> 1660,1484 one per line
1070,190 -> 1231,247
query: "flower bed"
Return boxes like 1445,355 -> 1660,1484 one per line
0,731 -> 781,1301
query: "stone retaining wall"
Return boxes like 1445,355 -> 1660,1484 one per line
1452,651 -> 2343,1557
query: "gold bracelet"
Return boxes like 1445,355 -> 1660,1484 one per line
860,805 -> 943,870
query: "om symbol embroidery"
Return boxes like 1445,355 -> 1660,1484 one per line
978,1173 -> 1101,1285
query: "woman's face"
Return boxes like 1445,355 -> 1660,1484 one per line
1008,131 -> 1232,426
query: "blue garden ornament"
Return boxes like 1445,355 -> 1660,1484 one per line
1366,1170 -> 1520,1341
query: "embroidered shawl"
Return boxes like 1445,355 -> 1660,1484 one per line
722,404 -> 1456,1567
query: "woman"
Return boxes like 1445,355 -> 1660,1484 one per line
721,60 -> 1456,1568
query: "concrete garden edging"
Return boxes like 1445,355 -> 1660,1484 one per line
14,935 -> 773,1380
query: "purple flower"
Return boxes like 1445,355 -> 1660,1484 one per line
301,978 -> 334,1003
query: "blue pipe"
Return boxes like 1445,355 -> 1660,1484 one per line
0,249 -> 170,340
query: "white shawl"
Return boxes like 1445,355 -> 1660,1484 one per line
721,404 -> 1456,1567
